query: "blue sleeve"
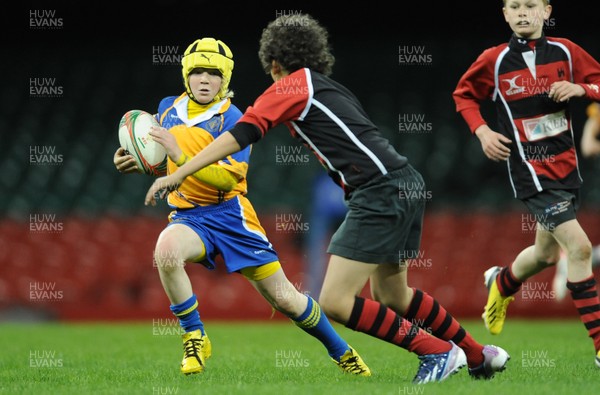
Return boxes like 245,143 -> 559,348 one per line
156,96 -> 177,126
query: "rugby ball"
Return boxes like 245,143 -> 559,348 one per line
118,109 -> 167,176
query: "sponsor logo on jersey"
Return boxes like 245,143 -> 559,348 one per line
522,110 -> 568,141
503,75 -> 526,96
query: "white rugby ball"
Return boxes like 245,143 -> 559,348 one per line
118,109 -> 167,176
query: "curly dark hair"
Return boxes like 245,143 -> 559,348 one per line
258,13 -> 335,76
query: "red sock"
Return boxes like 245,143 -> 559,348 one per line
496,266 -> 522,297
346,296 -> 451,355
404,288 -> 484,367
567,276 -> 600,351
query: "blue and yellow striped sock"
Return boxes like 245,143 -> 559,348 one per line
170,294 -> 204,334
291,295 -> 348,361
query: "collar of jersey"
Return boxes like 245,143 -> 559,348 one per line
173,95 -> 229,127
509,33 -> 547,53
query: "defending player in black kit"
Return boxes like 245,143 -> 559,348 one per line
146,13 -> 509,384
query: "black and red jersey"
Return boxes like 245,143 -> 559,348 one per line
229,68 -> 407,195
453,34 -> 600,199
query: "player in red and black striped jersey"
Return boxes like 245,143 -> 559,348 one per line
146,13 -> 510,383
453,0 -> 600,368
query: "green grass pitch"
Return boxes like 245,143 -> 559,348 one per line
0,319 -> 596,395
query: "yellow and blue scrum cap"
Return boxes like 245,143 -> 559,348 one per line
182,38 -> 234,102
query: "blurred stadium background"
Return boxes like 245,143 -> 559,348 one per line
2,1 -> 599,324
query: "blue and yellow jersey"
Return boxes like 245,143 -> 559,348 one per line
156,93 -> 249,208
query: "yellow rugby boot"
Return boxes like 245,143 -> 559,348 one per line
332,346 -> 371,376
482,266 -> 515,335
180,329 -> 211,375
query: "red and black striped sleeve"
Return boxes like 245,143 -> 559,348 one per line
564,39 -> 600,101
453,46 -> 503,134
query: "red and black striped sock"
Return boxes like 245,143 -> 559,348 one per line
346,296 -> 451,356
567,276 -> 600,352
404,288 -> 484,368
496,266 -> 522,297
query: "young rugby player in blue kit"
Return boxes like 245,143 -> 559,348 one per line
115,37 -> 371,377
145,16 -> 510,384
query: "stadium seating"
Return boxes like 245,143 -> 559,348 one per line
1,210 -> 599,321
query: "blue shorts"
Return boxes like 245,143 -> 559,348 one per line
167,195 -> 279,273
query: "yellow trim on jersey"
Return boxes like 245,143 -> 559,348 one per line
240,261 -> 282,281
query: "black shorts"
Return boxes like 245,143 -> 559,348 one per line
327,164 -> 425,264
521,189 -> 579,232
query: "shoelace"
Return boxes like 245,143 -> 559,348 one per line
339,355 -> 368,374
183,338 -> 203,359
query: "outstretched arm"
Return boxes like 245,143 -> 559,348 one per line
144,131 -> 241,206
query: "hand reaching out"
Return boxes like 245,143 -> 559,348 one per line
144,173 -> 184,206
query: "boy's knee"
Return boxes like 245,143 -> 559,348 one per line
154,238 -> 184,272
318,291 -> 350,322
569,239 -> 593,263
